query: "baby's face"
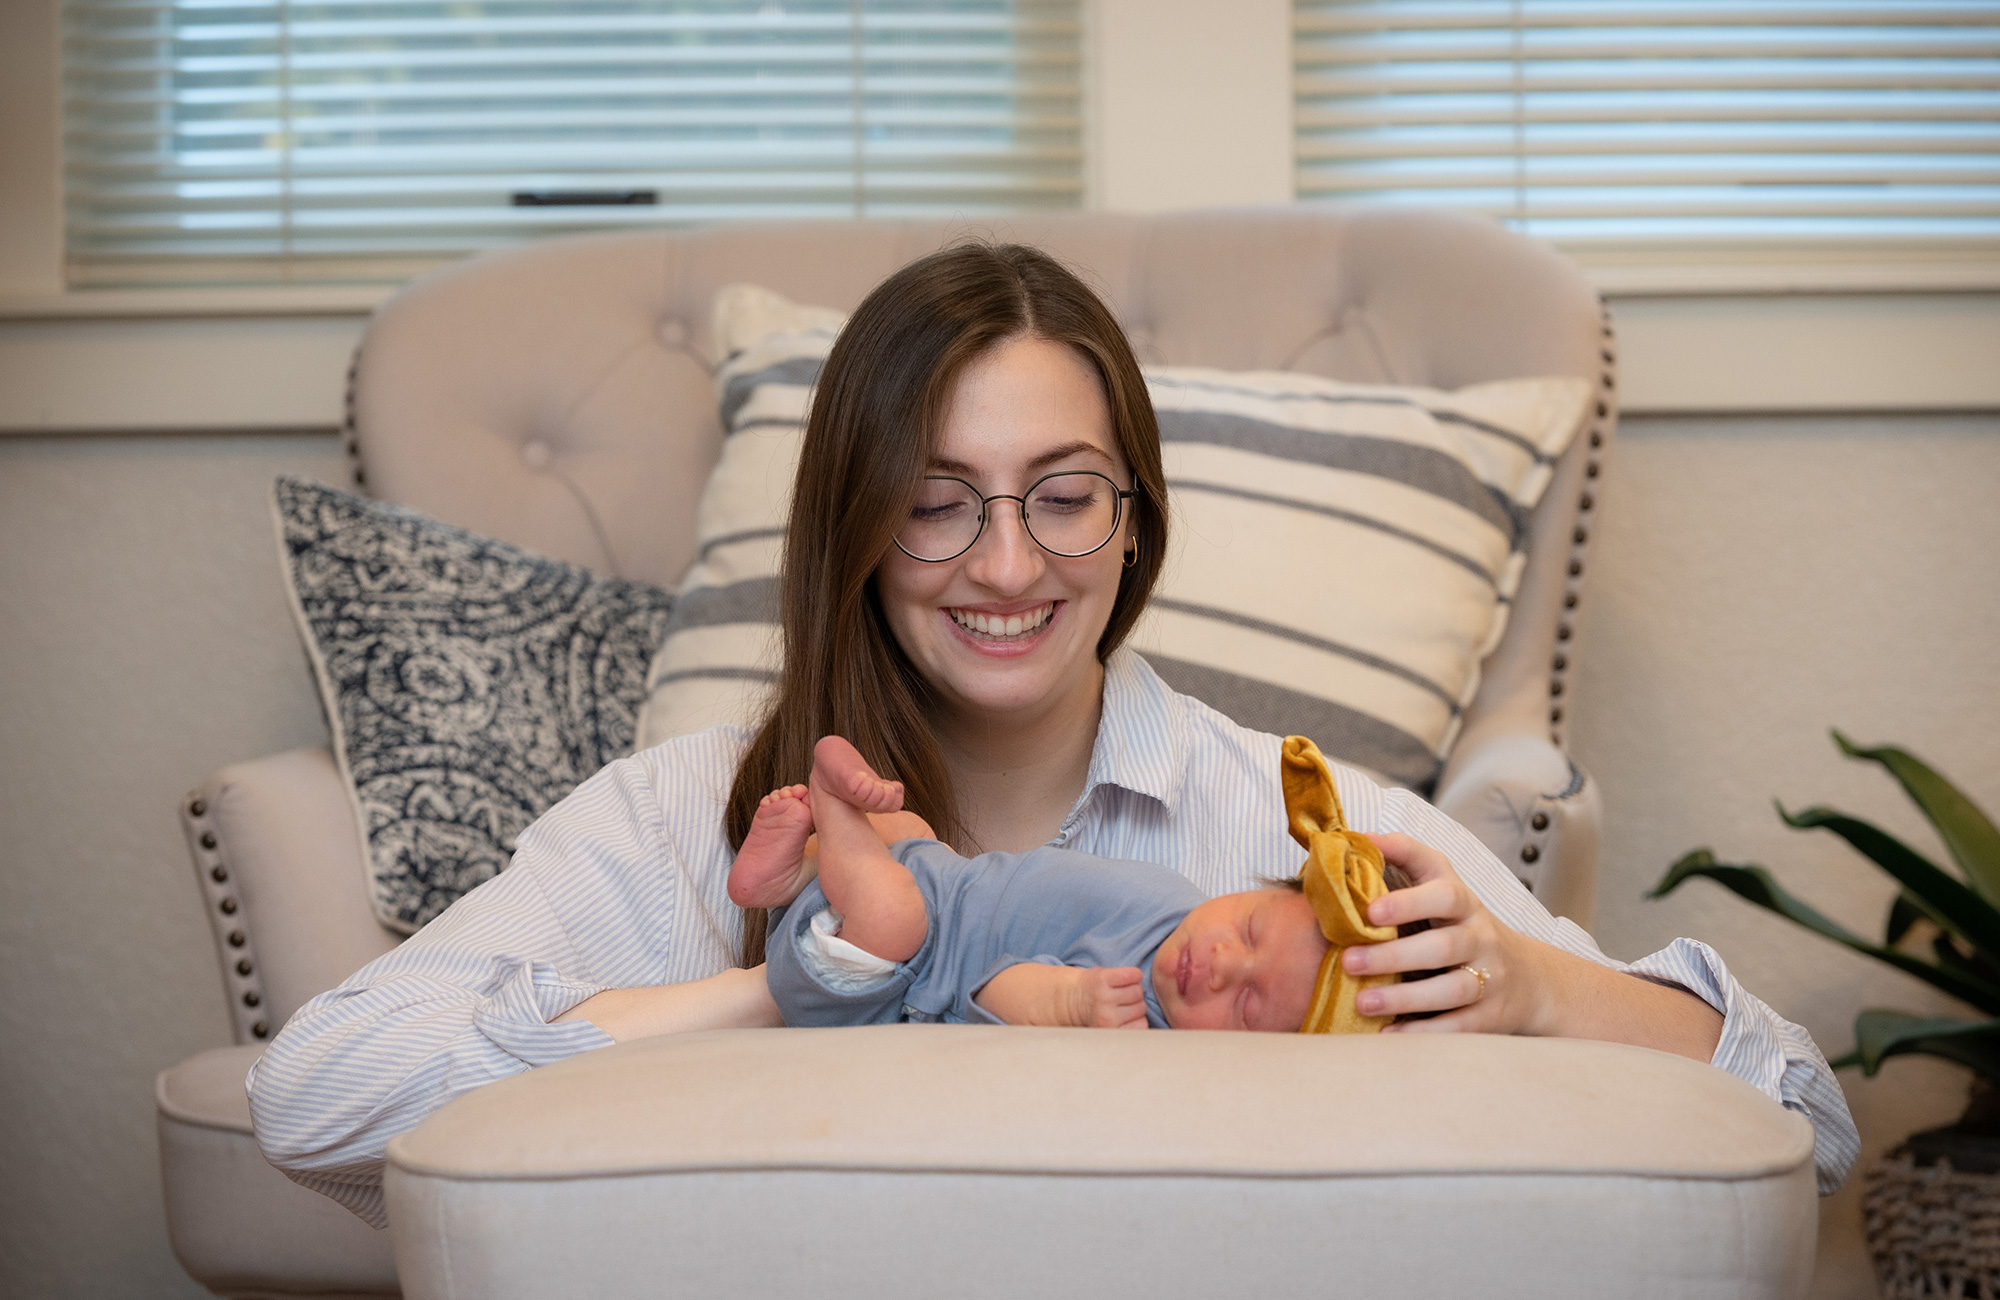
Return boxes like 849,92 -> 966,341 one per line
1150,888 -> 1331,1032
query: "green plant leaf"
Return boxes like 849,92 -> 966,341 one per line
1842,1008 -> 2000,1079
1835,731 -> 2000,909
1886,892 -> 1928,948
1779,802 -> 2000,957
1651,851 -> 2000,1015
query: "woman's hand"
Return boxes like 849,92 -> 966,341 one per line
1342,832 -> 1546,1035
1343,833 -> 1726,1061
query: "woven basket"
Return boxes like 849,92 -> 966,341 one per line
1865,1150 -> 2000,1298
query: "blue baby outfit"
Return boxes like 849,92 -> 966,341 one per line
765,839 -> 1205,1028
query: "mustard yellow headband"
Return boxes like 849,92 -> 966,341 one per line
1283,735 -> 1398,1034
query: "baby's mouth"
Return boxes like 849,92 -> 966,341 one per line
947,602 -> 1055,642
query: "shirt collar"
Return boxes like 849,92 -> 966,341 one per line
1078,647 -> 1190,816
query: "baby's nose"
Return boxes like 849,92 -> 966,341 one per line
1208,944 -> 1247,989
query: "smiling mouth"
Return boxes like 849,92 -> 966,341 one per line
1176,945 -> 1190,999
947,602 -> 1055,641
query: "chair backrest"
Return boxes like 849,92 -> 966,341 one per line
345,208 -> 1614,939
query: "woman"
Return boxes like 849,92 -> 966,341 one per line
249,244 -> 1857,1229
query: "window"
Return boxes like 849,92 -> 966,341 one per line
1294,1 -> 2000,260
61,1 -> 1082,288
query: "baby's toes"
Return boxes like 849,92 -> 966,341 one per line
753,791 -> 812,833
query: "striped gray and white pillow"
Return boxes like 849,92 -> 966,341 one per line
1133,367 -> 1589,790
636,288 -> 1589,790
633,286 -> 839,751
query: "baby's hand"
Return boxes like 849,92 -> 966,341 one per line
1066,966 -> 1148,1030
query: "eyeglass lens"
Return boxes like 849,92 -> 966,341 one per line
897,472 -> 1123,562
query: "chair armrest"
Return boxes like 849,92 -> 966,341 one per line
384,1028 -> 1815,1300
157,1046 -> 398,1297
182,747 -> 400,1039
1433,729 -> 1601,926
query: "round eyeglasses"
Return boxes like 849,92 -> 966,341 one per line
893,471 -> 1138,563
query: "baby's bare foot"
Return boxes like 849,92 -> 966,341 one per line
1070,967 -> 1149,1030
812,735 -> 905,814
727,785 -> 816,908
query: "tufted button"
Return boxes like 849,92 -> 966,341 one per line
1550,679 -> 1564,697
1556,623 -> 1572,641
211,865 -> 227,883
1551,706 -> 1564,724
1552,653 -> 1567,671
189,799 -> 206,817
657,318 -> 688,347
1589,430 -> 1603,448
1568,559 -> 1583,577
252,1021 -> 269,1039
219,897 -> 238,915
1564,592 -> 1578,609
1518,877 -> 1535,892
243,990 -> 261,1008
520,440 -> 553,470
1595,400 -> 1608,418
200,831 -> 217,850
1585,461 -> 1600,478
1573,526 -> 1588,545
236,959 -> 253,977
227,929 -> 245,948
1531,811 -> 1550,832
1521,843 -> 1541,864
1579,492 -> 1594,511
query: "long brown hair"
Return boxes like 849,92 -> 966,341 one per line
726,242 -> 1168,965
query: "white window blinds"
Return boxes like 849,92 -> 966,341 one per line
1294,1 -> 2000,248
62,1 -> 1082,288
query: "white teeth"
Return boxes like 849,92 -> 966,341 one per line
951,604 -> 1051,639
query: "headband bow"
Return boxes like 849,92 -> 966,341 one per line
1284,735 -> 1398,1034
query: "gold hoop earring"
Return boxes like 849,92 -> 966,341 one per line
1123,538 -> 1139,569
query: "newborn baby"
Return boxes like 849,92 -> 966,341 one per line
731,734 -> 1409,1032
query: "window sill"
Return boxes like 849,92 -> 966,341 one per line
0,284 -> 392,321
3,277 -> 1998,433
1576,252 -> 2000,298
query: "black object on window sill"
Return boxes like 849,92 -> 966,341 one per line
511,190 -> 659,207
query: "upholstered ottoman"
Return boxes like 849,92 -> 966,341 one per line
384,1028 -> 1815,1299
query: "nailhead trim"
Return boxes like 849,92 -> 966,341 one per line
182,790 -> 272,1046
1548,301 -> 1615,750
342,347 -> 364,492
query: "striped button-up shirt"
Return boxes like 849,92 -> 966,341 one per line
248,648 -> 1859,1227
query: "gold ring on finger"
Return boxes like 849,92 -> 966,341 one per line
1460,965 -> 1490,1003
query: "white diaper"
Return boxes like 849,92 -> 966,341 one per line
796,907 -> 900,992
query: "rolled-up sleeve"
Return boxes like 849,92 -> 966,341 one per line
1369,786 -> 1860,1195
245,741 -> 739,1228
1626,937 -> 1861,1194
245,862 -> 617,1227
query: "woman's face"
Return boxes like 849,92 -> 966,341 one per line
874,333 -> 1134,736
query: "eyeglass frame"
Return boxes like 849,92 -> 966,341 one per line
890,470 -> 1140,564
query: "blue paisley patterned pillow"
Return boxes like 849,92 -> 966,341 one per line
273,477 -> 676,932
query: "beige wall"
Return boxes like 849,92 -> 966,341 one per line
1571,414 -> 1998,1298
2,414 -> 1994,1297
0,434 -> 347,1299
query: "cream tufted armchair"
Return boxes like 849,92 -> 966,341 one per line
155,209 -> 1811,1299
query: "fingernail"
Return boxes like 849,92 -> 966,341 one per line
1357,992 -> 1381,1014
1343,950 -> 1367,974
